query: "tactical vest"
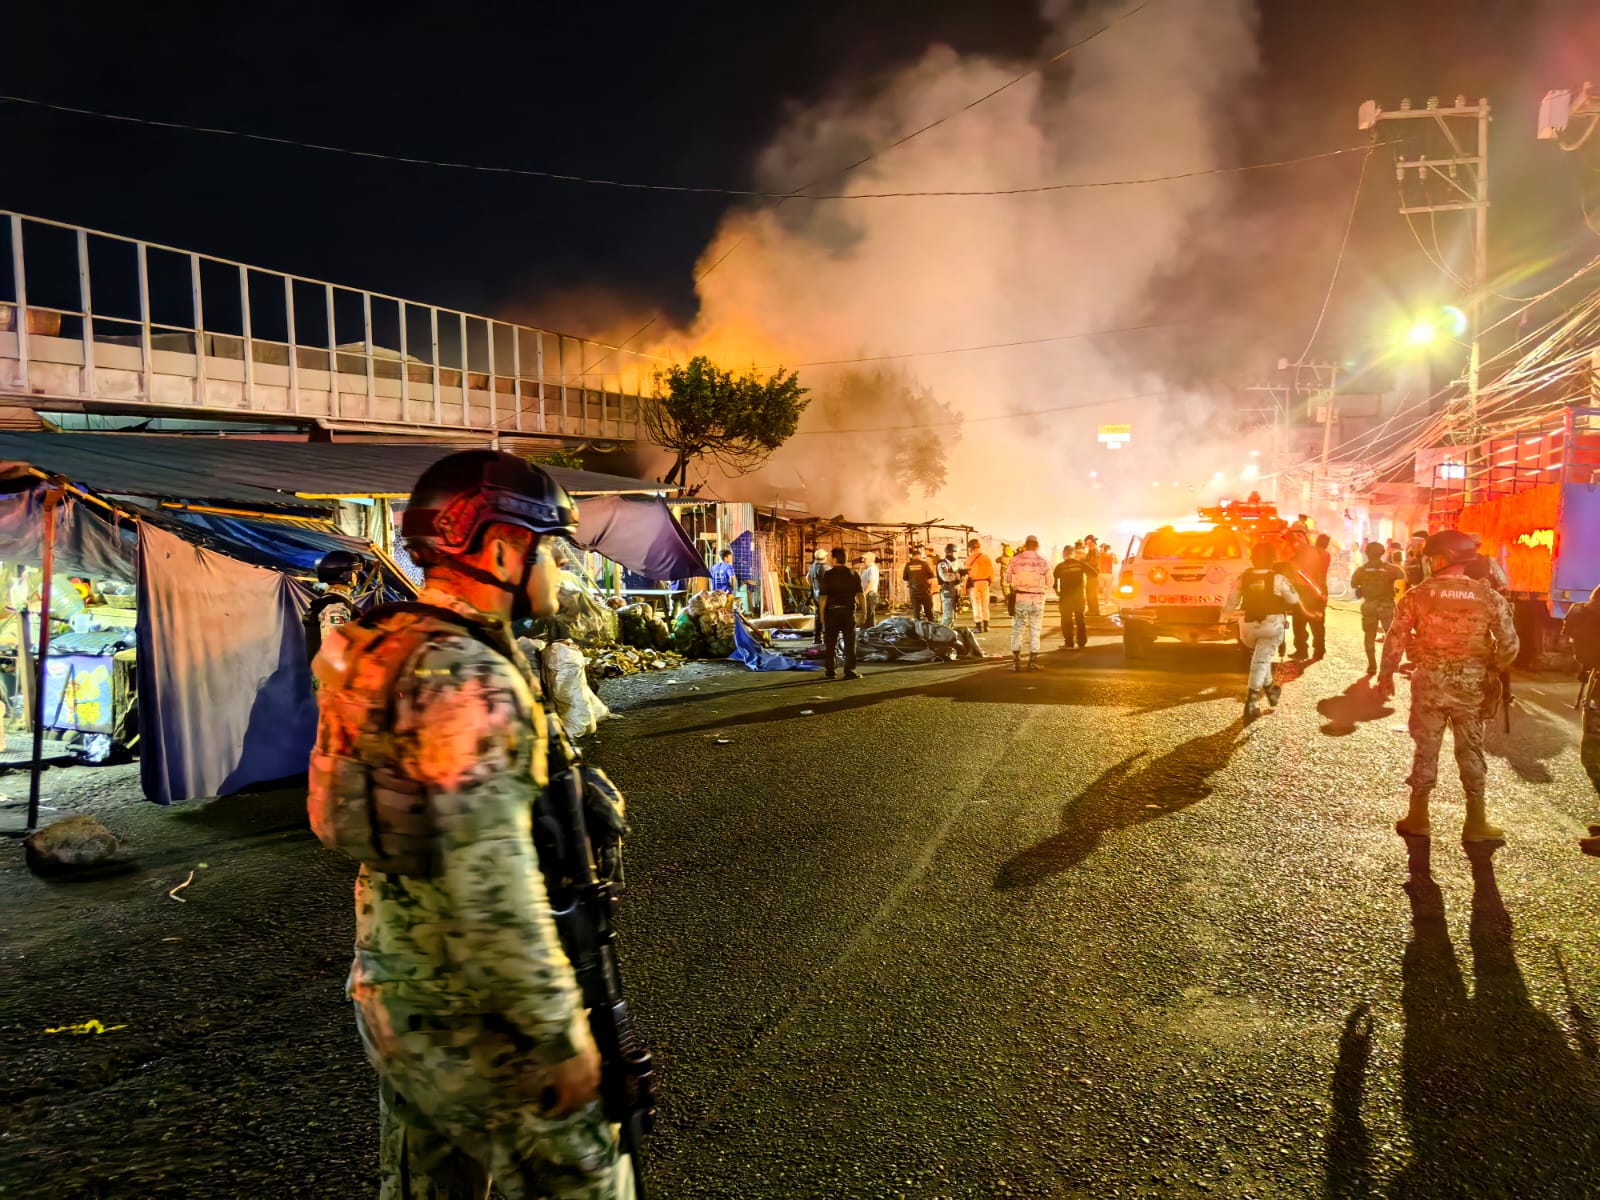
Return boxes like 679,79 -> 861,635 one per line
1350,563 -> 1397,605
1239,569 -> 1285,623
308,602 -> 534,879
303,589 -> 355,662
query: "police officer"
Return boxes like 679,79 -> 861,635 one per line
307,451 -> 631,1199
1378,529 -> 1518,844
1349,541 -> 1402,676
1052,546 -> 1094,650
302,549 -> 368,664
1224,542 -> 1307,721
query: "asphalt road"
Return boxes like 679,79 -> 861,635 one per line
3,606 -> 1598,1199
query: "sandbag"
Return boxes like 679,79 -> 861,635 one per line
542,641 -> 610,738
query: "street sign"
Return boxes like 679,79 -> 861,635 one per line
1097,423 -> 1131,448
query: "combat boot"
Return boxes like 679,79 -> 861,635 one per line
1462,795 -> 1505,843
1244,689 -> 1264,722
1394,790 -> 1431,838
1365,652 -> 1378,676
1027,653 -> 1040,672
1011,650 -> 1022,672
1265,683 -> 1282,707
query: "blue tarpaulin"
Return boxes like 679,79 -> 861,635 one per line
154,509 -> 370,572
730,611 -> 819,672
137,522 -> 319,804
153,508 -> 411,600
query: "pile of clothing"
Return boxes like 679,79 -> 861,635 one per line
856,617 -> 984,664
670,589 -> 739,659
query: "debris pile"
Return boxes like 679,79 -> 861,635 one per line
616,602 -> 674,652
670,590 -> 740,659
585,645 -> 685,684
856,617 -> 984,663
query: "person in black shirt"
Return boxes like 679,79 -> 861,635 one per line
903,550 -> 936,623
819,547 -> 864,680
1052,547 -> 1096,649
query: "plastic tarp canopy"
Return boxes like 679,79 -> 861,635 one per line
730,611 -> 820,672
0,486 -> 136,581
137,522 -> 319,804
573,494 -> 708,581
151,508 -> 413,601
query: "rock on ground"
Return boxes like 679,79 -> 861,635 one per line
23,815 -> 122,874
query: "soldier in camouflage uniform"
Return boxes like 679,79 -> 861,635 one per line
308,451 -> 632,1200
303,549 -> 369,666
1349,541 -> 1403,676
1377,529 -> 1518,843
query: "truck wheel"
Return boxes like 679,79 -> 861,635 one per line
1512,599 -> 1548,668
1123,628 -> 1152,661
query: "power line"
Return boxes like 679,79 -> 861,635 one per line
0,92 -> 1367,199
779,0 -> 1155,190
1294,140 -> 1374,362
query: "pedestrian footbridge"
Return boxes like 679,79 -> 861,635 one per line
0,211 -> 653,443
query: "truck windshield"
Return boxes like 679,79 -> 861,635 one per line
1138,528 -> 1242,561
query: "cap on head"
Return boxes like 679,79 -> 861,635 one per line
402,450 -> 577,559
814,548 -> 829,560
944,543 -> 956,555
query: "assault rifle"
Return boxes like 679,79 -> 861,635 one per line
544,723 -> 658,1195
1500,669 -> 1512,733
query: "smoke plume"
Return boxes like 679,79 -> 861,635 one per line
659,0 -> 1266,547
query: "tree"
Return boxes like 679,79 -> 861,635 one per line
534,447 -> 585,470
645,355 -> 809,487
812,366 -> 959,500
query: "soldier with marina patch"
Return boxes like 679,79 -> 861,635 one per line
308,450 -> 632,1200
1378,528 -> 1518,844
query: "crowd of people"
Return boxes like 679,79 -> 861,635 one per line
296,450 -> 1600,1199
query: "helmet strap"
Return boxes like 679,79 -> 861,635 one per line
436,534 -> 543,600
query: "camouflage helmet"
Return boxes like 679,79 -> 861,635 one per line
401,450 -> 577,558
1423,528 -> 1478,566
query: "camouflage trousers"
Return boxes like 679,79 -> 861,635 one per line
1406,693 -> 1487,801
1360,603 -> 1394,664
354,1004 -> 633,1200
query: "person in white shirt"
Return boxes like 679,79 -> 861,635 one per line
1005,535 -> 1052,672
858,553 -> 881,629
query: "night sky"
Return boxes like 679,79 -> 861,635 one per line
6,0 -> 1599,365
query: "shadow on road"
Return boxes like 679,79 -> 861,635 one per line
1325,1001 -> 1375,1200
1482,703 -> 1572,785
993,719 -> 1244,889
1316,678 -> 1395,737
1378,838 -> 1600,1196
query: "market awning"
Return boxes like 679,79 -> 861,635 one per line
0,432 -> 672,508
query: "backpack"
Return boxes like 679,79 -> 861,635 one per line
1567,602 -> 1600,670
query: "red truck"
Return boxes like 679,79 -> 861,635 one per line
1429,405 -> 1600,661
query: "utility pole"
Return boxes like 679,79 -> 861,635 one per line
1359,95 -> 1491,441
